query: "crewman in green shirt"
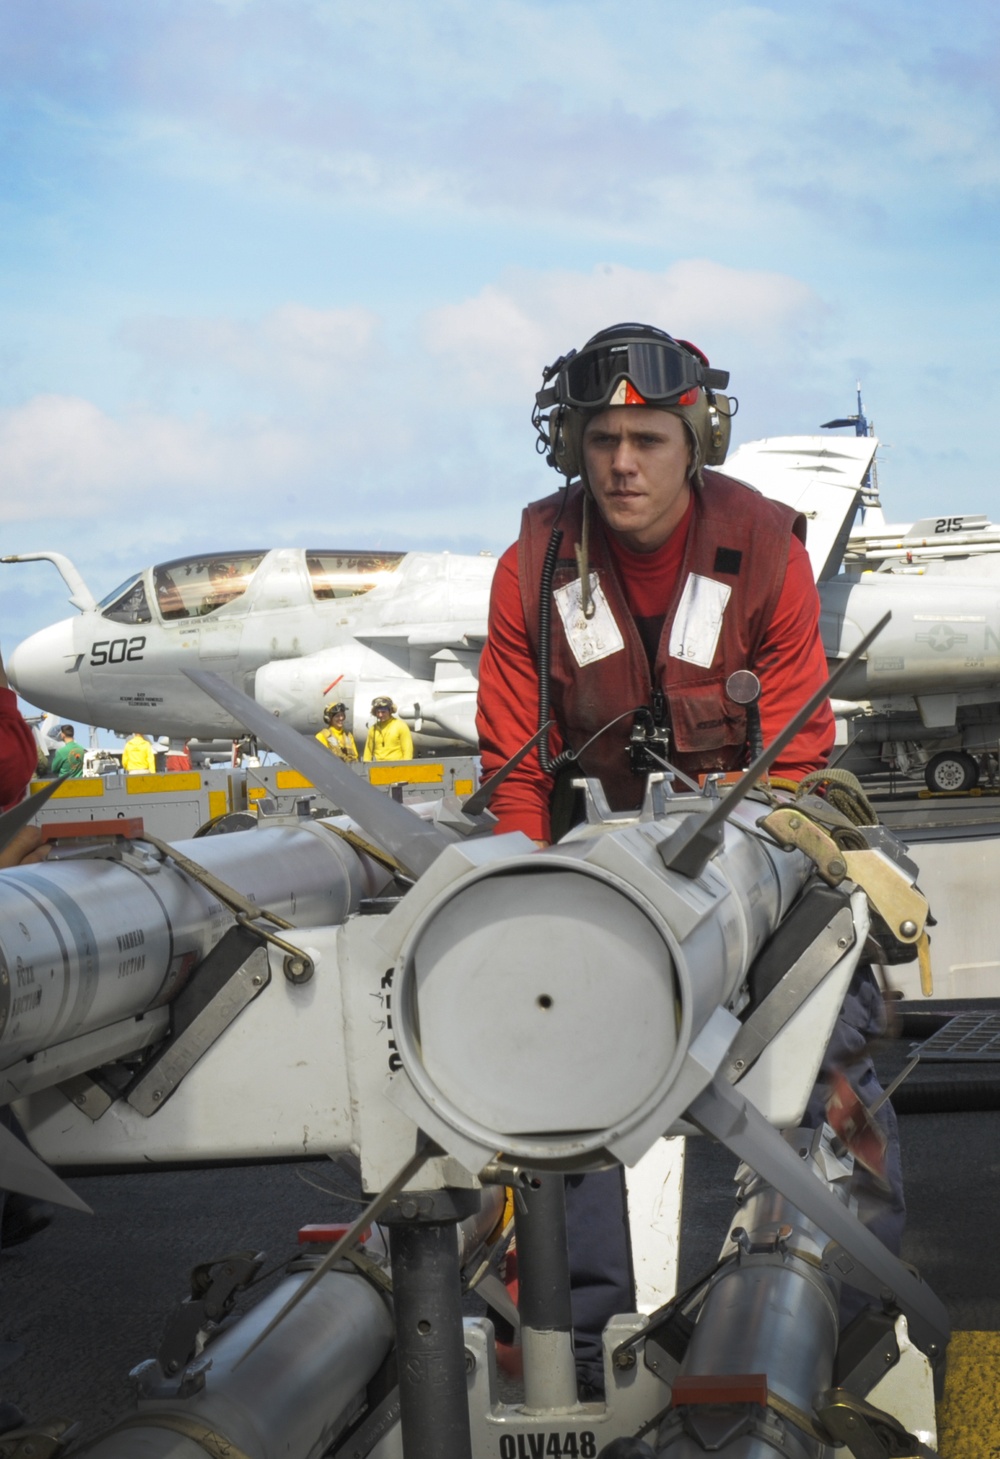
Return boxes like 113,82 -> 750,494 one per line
50,725 -> 85,778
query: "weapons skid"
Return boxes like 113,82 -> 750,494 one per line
8,636 -> 948,1458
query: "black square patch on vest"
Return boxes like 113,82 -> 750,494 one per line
713,547 -> 743,575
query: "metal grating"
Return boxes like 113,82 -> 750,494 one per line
917,1012 -> 1000,1063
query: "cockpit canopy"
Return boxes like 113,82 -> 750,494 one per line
305,552 -> 404,599
98,549 -> 407,624
98,574 -> 152,624
152,553 -> 267,621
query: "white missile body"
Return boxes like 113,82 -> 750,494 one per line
0,817 -> 385,1109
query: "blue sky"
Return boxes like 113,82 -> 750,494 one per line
2,0 -> 999,664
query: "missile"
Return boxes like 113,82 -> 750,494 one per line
0,816 -> 385,1102
654,1125 -> 936,1457
661,1125 -> 849,1457
77,1190 -> 505,1459
377,797 -> 840,1174
81,1262 -> 397,1459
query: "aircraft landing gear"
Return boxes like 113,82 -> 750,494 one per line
925,749 -> 979,794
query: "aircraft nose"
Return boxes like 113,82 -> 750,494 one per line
6,620 -> 83,713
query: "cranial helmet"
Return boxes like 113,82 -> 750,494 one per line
323,702 -> 348,724
371,695 -> 395,713
532,322 -> 735,485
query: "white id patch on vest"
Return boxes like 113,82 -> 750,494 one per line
669,574 -> 731,668
553,574 -> 625,667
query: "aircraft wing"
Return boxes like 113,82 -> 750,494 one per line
353,625 -> 489,678
725,434 -> 877,581
354,624 -> 489,649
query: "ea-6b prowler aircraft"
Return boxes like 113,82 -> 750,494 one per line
8,415 -> 1000,789
3,547 -> 495,751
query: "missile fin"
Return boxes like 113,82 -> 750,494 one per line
184,670 -> 453,879
0,1123 -> 91,1213
0,776 -> 70,858
659,611 -> 892,878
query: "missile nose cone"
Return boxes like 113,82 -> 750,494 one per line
6,620 -> 81,712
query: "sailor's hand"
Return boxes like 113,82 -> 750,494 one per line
0,825 -> 50,868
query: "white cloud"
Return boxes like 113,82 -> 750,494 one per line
423,260 -> 827,399
179,6 -> 996,224
0,262 -> 829,552
119,304 -> 381,400
9,2 -> 997,241
0,394 -> 307,519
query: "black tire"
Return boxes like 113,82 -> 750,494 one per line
924,750 -> 979,794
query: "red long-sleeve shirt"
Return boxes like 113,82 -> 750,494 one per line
0,687 -> 40,811
477,501 -> 834,841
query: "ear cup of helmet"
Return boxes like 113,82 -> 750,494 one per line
689,390 -> 733,468
671,390 -> 733,474
545,405 -> 586,480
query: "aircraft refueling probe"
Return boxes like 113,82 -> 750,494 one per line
3,624 -> 949,1459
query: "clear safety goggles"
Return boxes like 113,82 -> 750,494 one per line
543,335 -> 729,410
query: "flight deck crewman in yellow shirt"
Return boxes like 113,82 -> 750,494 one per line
363,696 -> 413,762
315,701 -> 359,761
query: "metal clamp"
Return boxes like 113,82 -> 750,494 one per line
143,834 -> 313,983
126,925 -> 272,1117
759,807 -> 850,884
129,1250 -> 265,1396
725,900 -> 857,1082
0,1420 -> 80,1459
816,1387 -> 937,1457
98,1412 -> 256,1459
760,808 -> 930,947
731,1222 -> 792,1257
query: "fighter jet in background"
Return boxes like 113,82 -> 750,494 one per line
726,396 -> 1000,792
3,547 -> 494,751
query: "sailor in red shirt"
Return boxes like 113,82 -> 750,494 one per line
476,323 -> 899,1397
478,323 -> 833,842
0,655 -> 39,814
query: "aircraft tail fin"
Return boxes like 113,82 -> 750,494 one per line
725,434 -> 877,581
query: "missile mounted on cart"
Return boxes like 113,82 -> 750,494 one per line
0,632 -> 950,1458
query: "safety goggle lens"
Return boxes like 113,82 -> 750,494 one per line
562,340 -> 700,407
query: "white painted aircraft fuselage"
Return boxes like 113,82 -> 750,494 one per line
5,547 -> 495,750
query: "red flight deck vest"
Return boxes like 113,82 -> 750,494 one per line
517,472 -> 806,810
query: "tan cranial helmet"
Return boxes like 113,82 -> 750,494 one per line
371,695 -> 396,713
532,322 -> 735,486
